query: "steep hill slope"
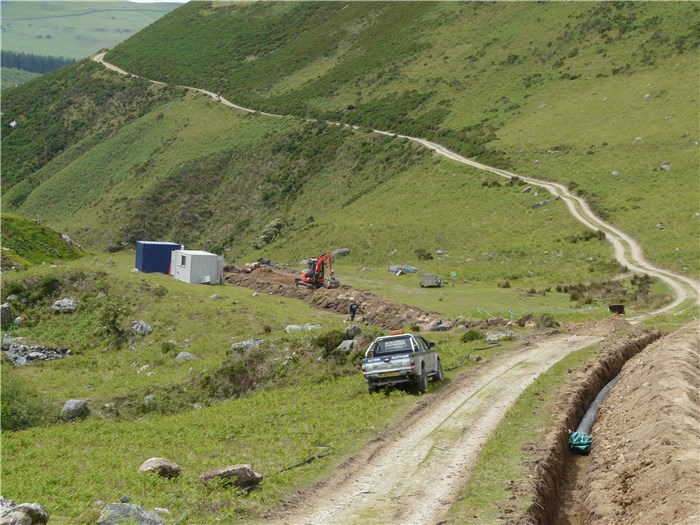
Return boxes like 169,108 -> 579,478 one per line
103,1 -> 699,276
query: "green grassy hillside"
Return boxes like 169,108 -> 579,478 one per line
0,213 -> 85,270
104,1 -> 699,276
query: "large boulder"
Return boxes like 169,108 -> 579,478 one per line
96,503 -> 165,525
199,465 -> 263,488
61,399 -> 89,420
51,298 -> 77,314
0,500 -> 48,525
331,248 -> 351,258
137,458 -> 180,479
336,340 -> 354,353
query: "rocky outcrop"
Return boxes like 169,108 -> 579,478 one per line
2,333 -> 71,366
51,298 -> 77,313
131,320 -> 153,336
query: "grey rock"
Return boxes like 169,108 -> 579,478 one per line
0,502 -> 48,525
13,317 -> 23,327
61,399 -> 89,420
175,352 -> 196,362
1,303 -> 12,329
611,170 -> 619,176
522,186 -> 532,193
231,338 -> 264,351
0,498 -> 16,516
2,336 -> 71,366
199,464 -> 263,488
427,319 -> 451,332
131,320 -> 152,336
96,503 -> 165,525
530,200 -> 551,209
143,395 -> 156,405
96,292 -> 107,300
210,294 -> 222,300
658,161 -> 670,171
285,325 -> 303,334
331,248 -> 351,258
304,323 -> 322,331
436,249 -> 449,255
51,298 -> 77,314
336,340 -> 354,352
656,223 -> 665,230
138,458 -> 180,479
344,324 -> 362,338
486,331 -> 513,342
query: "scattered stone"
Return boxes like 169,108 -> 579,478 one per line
344,325 -> 362,338
96,503 -> 165,525
84,385 -> 93,390
509,314 -> 535,328
175,352 -> 196,362
137,365 -> 149,374
193,403 -> 203,410
658,161 -> 671,171
534,159 -> 541,164
138,458 -> 180,479
13,317 -> 23,327
131,320 -> 153,336
231,338 -> 264,351
427,319 -> 451,332
210,294 -> 222,300
1,334 -> 71,366
656,223 -> 665,230
634,136 -> 643,142
199,465 -> 263,488
51,298 -> 77,314
336,340 -> 354,352
0,500 -> 48,525
486,331 -> 513,342
611,170 -> 619,176
530,200 -> 551,209
143,395 -> 156,405
97,292 -> 107,300
61,399 -> 89,420
436,249 -> 449,255
304,323 -> 322,331
119,497 -> 130,504
1,303 -> 12,329
331,248 -> 351,258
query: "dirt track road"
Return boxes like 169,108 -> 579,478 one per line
92,52 -> 699,321
275,333 -> 601,525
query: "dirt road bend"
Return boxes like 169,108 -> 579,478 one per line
276,334 -> 601,525
92,51 -> 699,319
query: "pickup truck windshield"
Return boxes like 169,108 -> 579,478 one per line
373,336 -> 414,355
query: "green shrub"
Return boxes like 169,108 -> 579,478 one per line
536,313 -> 560,329
313,330 -> 346,354
461,329 -> 483,342
415,249 -> 433,260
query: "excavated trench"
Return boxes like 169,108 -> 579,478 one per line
518,326 -> 663,525
225,266 -> 450,331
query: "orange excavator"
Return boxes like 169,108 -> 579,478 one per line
295,251 -> 340,289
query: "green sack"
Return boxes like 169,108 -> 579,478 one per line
568,431 -> 592,454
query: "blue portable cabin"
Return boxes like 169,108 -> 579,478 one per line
135,241 -> 183,274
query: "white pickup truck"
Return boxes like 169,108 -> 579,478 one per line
361,332 -> 444,394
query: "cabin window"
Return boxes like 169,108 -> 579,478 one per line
181,255 -> 187,266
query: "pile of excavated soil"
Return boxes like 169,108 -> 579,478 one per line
564,315 -> 634,337
225,266 -> 448,330
583,319 -> 700,525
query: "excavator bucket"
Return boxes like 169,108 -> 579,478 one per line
326,277 -> 340,289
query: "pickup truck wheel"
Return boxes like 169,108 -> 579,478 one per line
415,367 -> 428,393
367,383 -> 378,394
433,359 -> 444,382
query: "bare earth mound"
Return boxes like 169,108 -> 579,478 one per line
583,320 -> 700,525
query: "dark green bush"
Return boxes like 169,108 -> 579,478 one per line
461,329 -> 483,342
1,361 -> 56,431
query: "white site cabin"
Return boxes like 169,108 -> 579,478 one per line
171,250 -> 224,285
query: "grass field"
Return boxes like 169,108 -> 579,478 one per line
0,1 -> 179,59
1,66 -> 40,88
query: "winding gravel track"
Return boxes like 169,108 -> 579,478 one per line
91,52 -> 698,320
90,51 -> 698,524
